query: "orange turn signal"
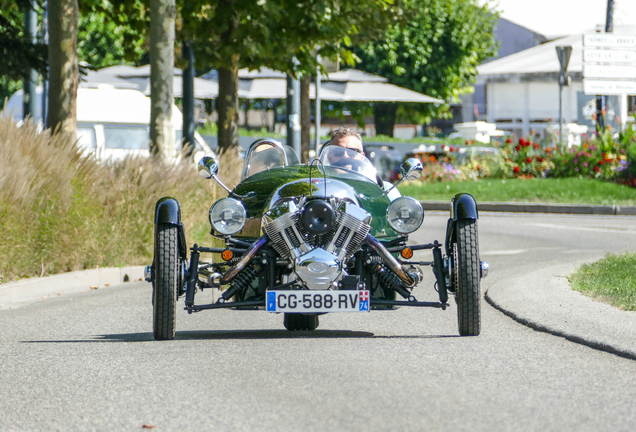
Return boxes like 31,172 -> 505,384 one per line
401,247 -> 413,260
221,249 -> 234,261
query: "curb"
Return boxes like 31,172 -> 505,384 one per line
421,201 -> 636,215
0,266 -> 145,310
484,261 -> 636,361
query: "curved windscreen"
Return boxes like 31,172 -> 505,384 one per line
241,140 -> 300,180
318,145 -> 379,182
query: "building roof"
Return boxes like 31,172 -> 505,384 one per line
477,25 -> 636,81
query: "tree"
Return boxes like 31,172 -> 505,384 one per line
48,0 -> 79,136
0,1 -> 48,108
181,0 -> 403,152
355,0 -> 499,135
77,9 -> 147,69
149,0 -> 176,162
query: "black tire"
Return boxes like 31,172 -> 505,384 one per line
153,224 -> 178,340
284,314 -> 319,331
453,219 -> 481,336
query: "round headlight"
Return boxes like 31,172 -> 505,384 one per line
210,198 -> 247,235
387,197 -> 424,234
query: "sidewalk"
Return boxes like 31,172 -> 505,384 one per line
0,266 -> 145,310
485,260 -> 636,360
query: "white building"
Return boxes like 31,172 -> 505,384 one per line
476,25 -> 636,138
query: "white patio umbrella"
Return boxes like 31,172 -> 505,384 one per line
235,67 -> 442,103
98,65 -> 249,99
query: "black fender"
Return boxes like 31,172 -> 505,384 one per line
154,197 -> 187,260
445,193 -> 478,256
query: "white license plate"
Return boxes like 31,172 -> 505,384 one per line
266,290 -> 370,313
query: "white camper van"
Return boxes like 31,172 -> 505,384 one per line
5,85 -> 214,161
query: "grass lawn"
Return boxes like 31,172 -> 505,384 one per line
569,253 -> 636,311
399,178 -> 636,206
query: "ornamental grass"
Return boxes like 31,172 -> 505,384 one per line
0,116 -> 223,283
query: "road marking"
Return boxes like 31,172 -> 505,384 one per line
527,223 -> 636,235
481,250 -> 529,255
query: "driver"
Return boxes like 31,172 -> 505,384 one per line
327,127 -> 366,168
327,127 -> 383,186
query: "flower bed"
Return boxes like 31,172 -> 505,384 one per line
414,123 -> 636,187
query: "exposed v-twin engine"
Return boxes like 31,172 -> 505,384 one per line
262,198 -> 371,289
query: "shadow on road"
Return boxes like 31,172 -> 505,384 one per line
22,329 -> 462,343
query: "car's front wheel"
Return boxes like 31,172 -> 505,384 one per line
153,224 -> 179,340
453,219 -> 481,336
284,314 -> 319,331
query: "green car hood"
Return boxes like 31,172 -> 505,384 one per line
229,165 -> 399,239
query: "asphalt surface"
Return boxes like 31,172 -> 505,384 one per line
1,209 -> 636,431
2,203 -> 634,360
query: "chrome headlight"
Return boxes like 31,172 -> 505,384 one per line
209,198 -> 247,235
387,197 -> 424,234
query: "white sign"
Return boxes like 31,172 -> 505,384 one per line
583,48 -> 636,64
583,33 -> 636,49
583,64 -> 636,79
583,79 -> 636,95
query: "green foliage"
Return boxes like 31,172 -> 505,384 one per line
77,8 -> 147,68
182,0 -> 402,76
0,1 -> 48,107
355,0 -> 499,123
570,253 -> 636,311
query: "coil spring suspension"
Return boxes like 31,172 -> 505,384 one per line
222,263 -> 262,301
370,262 -> 411,300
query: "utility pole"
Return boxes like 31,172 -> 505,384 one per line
556,46 -> 572,146
23,0 -> 38,120
286,74 -> 301,157
182,41 -> 195,157
314,62 -> 321,155
596,0 -> 615,132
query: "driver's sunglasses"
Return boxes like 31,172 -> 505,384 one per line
332,147 -> 362,157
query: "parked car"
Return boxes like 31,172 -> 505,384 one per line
146,139 -> 488,339
5,86 -> 214,162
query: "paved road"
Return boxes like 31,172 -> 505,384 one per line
1,213 -> 635,431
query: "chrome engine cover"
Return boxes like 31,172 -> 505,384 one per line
262,197 -> 371,290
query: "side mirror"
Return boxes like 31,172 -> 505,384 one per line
400,158 -> 423,182
198,156 -> 232,194
384,157 -> 424,196
198,156 -> 219,179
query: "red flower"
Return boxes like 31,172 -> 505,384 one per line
536,157 -> 543,162
533,143 -> 540,149
599,160 -> 605,165
513,166 -> 520,173
515,145 -> 522,151
593,166 -> 600,172
526,157 -> 532,163
519,138 -> 527,146
449,146 -> 455,152
506,138 -> 512,144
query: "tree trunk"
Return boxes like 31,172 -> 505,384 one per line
217,61 -> 239,153
47,0 -> 78,138
300,74 -> 311,163
374,102 -> 397,137
149,0 -> 176,163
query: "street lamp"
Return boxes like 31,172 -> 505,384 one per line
555,46 -> 572,146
